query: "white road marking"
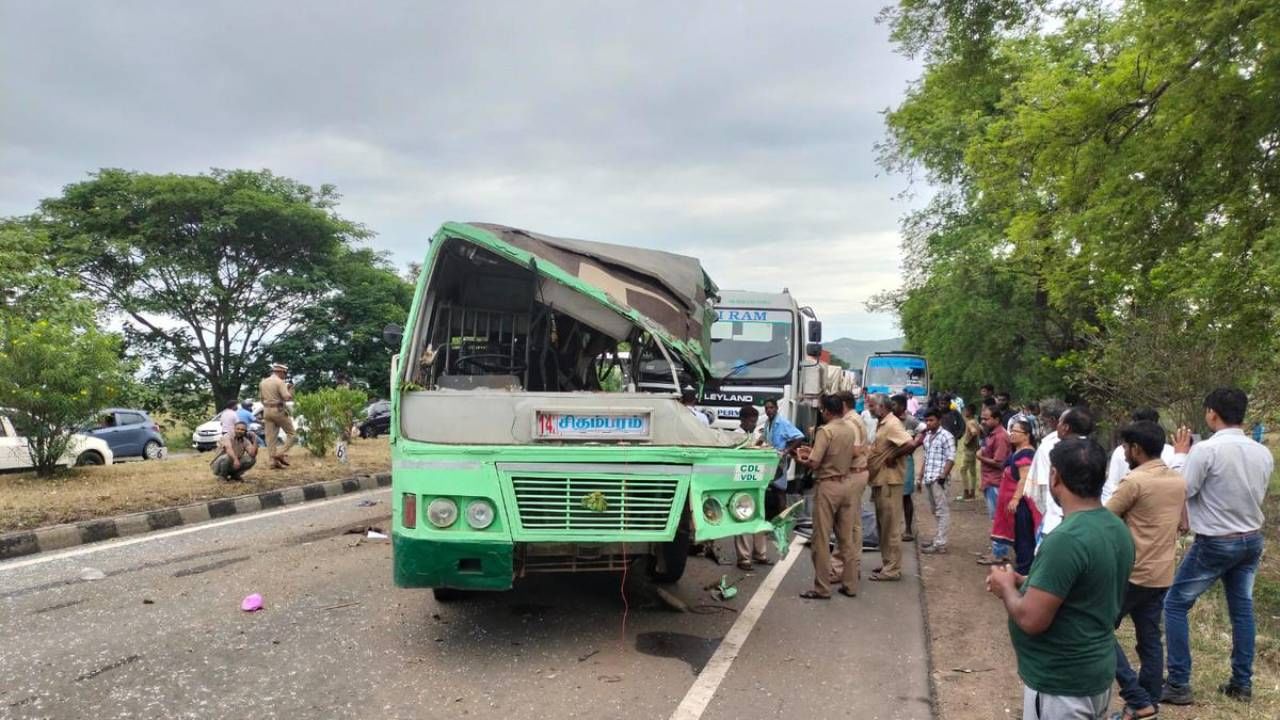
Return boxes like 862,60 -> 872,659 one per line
0,488 -> 391,572
669,535 -> 807,720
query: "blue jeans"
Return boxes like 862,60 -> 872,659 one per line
991,538 -> 1012,559
1115,584 -> 1167,710
982,486 -> 998,519
1164,533 -> 1264,689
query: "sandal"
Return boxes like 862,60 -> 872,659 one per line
869,572 -> 900,582
837,587 -> 857,598
798,590 -> 830,600
736,560 -> 754,571
753,556 -> 773,566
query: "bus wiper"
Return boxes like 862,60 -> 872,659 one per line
723,352 -> 786,378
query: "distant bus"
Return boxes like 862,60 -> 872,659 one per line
862,352 -> 929,403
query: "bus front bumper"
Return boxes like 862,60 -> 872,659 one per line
393,534 -> 515,591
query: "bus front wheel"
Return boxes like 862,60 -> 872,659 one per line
648,510 -> 692,583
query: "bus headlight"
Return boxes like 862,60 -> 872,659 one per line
465,500 -> 495,529
729,492 -> 756,521
426,498 -> 458,528
702,496 -> 724,524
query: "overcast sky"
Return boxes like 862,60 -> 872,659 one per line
1,1 -> 922,340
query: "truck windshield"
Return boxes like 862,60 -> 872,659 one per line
864,357 -> 927,390
710,310 -> 792,381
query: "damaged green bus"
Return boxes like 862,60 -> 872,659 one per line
387,222 -> 778,600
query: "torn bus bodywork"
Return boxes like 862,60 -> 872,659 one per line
390,223 -> 778,595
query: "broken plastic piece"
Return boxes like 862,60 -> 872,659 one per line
366,530 -> 388,540
716,575 -> 739,600
79,567 -> 106,581
240,593 -> 264,612
769,500 -> 804,557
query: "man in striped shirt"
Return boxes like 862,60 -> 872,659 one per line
920,407 -> 957,554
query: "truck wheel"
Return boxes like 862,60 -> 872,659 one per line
649,510 -> 692,583
432,587 -> 465,603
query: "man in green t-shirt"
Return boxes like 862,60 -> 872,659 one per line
986,437 -> 1135,719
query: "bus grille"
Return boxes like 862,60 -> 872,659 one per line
510,476 -> 678,532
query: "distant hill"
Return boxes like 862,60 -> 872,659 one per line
824,337 -> 906,369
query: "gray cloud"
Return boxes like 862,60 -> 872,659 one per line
1,0 -> 922,339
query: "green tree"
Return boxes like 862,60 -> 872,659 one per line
880,0 -> 1280,413
293,387 -> 368,457
270,248 -> 413,397
0,217 -> 89,324
40,168 -> 371,410
0,320 -> 130,476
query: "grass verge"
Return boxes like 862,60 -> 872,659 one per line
0,437 -> 390,533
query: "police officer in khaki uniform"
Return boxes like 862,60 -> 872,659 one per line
259,362 -> 296,468
795,395 -> 861,599
866,393 -> 919,581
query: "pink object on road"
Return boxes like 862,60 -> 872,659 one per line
240,593 -> 264,612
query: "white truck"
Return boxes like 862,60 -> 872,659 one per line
692,289 -> 828,433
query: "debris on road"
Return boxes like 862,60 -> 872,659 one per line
355,499 -> 379,507
320,601 -> 360,611
950,667 -> 993,674
240,593 -> 264,612
79,567 -> 106,581
577,649 -> 599,663
597,674 -> 623,683
142,598 -> 155,605
654,586 -> 689,613
715,575 -> 739,600
366,529 -> 388,540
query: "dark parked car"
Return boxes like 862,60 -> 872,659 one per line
357,400 -> 391,439
85,408 -> 167,460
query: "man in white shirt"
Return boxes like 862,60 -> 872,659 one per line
681,386 -> 711,426
1030,403 -> 1092,537
1100,408 -> 1187,504
1162,388 -> 1274,706
733,405 -> 773,568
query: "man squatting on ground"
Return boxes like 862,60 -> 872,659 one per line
211,420 -> 258,482
987,437 -> 1134,720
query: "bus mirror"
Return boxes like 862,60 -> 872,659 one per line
807,321 -> 822,343
383,323 -> 404,348
805,342 -> 822,358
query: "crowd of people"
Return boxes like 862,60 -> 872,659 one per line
736,384 -> 1273,720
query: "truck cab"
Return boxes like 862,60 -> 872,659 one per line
694,290 -> 823,437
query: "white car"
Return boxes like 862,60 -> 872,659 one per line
0,413 -> 115,470
193,404 -> 304,452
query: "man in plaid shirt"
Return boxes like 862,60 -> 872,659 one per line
920,407 -> 957,554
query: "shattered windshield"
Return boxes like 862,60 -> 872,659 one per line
709,310 -> 793,381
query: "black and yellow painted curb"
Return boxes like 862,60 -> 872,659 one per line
0,472 -> 391,561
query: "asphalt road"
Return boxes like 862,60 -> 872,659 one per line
0,489 -> 931,720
